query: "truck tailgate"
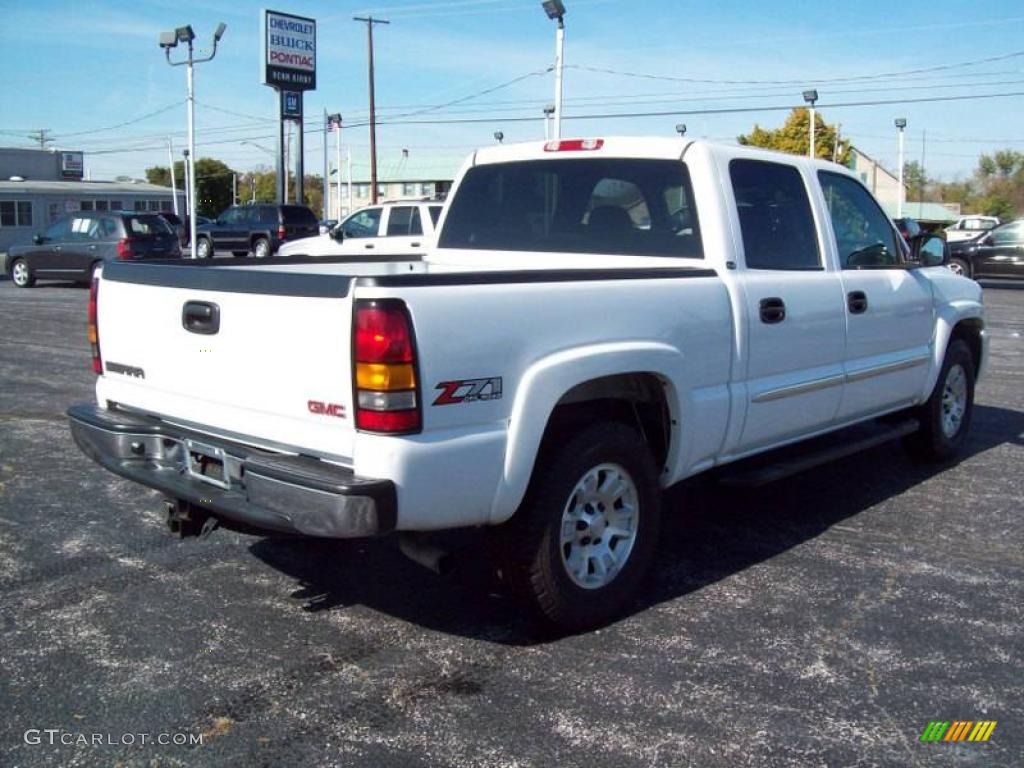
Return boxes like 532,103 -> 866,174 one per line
94,263 -> 357,461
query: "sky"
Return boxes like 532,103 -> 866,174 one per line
2,0 -> 1024,185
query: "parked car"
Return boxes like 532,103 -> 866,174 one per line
948,218 -> 1024,278
893,216 -> 921,245
277,200 -> 444,258
69,137 -> 985,632
156,211 -> 187,247
7,210 -> 180,288
193,204 -> 319,258
945,215 -> 1000,243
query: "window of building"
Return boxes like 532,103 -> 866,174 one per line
109,200 -> 123,211
134,201 -> 147,211
377,183 -> 388,198
729,159 -> 820,270
80,200 -> 94,211
0,201 -> 31,227
420,182 -> 435,197
356,184 -> 369,198
149,201 -> 164,212
402,183 -> 417,197
819,171 -> 902,268
95,200 -> 109,211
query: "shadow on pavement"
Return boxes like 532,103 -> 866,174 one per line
250,404 -> 1024,644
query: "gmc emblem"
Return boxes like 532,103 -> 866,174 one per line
308,400 -> 346,418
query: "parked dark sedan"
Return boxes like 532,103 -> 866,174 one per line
7,211 -> 181,288
948,218 -> 1024,279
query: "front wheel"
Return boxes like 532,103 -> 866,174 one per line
905,339 -> 975,461
10,258 -> 35,288
947,257 -> 971,278
252,237 -> 270,259
195,237 -> 213,259
492,421 -> 661,633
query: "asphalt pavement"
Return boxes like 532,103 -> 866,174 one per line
0,276 -> 1021,767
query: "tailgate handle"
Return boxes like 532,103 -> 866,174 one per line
182,301 -> 220,335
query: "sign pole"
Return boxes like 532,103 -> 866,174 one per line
296,92 -> 304,206
277,92 -> 286,205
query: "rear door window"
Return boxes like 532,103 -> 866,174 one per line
438,158 -> 703,258
729,159 -> 821,270
386,206 -> 422,236
127,215 -> 171,238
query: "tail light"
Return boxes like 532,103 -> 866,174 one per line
88,272 -> 102,374
116,238 -> 135,259
277,225 -> 287,241
353,299 -> 420,433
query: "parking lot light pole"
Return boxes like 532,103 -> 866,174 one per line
166,138 -> 179,215
802,89 -> 818,159
543,104 -> 555,140
159,22 -> 227,258
895,117 -> 907,218
542,1 -> 566,139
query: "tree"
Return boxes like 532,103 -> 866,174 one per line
145,157 -> 237,217
737,109 -> 851,164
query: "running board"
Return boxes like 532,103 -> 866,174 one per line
715,418 -> 920,487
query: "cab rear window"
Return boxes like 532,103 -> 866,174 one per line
438,158 -> 703,258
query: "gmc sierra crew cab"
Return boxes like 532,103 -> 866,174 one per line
68,138 -> 987,632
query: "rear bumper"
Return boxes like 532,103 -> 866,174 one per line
67,403 -> 396,538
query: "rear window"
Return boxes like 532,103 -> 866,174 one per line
126,215 -> 172,238
160,212 -> 182,226
281,205 -> 317,224
438,158 -> 703,258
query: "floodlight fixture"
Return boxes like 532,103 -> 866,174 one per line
159,30 -> 178,48
176,25 -> 195,43
802,89 -> 818,105
213,22 -> 227,42
895,117 -> 907,129
675,123 -> 687,136
494,131 -> 504,143
542,0 -> 566,20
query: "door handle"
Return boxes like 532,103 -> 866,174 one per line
365,243 -> 375,249
759,297 -> 786,324
182,301 -> 220,335
847,290 -> 868,314
410,242 -> 421,248
88,244 -> 97,250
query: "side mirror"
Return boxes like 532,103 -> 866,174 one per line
33,233 -> 44,245
911,232 -> 948,268
330,227 -> 344,242
978,234 -> 993,246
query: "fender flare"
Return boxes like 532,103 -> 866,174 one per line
488,341 -> 691,524
921,300 -> 985,400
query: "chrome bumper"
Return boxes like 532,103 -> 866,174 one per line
67,404 -> 396,538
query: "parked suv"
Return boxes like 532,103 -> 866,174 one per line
277,200 -> 444,258
7,211 -> 180,288
194,204 -> 319,258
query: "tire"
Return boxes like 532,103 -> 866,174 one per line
10,258 -> 35,288
251,237 -> 270,259
492,421 -> 661,633
948,257 -> 971,278
195,237 -> 213,259
905,339 -> 975,461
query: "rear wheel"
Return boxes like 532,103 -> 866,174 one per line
10,258 -> 34,288
493,421 -> 661,633
948,257 -> 971,278
252,237 -> 270,259
195,237 -> 213,259
905,339 -> 975,461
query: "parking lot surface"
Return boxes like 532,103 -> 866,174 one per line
0,277 -> 1021,767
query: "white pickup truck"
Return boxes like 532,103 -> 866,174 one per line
69,137 -> 987,632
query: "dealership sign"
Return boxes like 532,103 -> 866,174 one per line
60,151 -> 84,179
261,9 -> 316,90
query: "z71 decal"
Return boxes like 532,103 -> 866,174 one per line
433,377 -> 503,406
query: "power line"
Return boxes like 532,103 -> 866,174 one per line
567,49 -> 1024,86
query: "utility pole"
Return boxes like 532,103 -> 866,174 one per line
232,172 -> 237,206
919,129 -> 926,219
166,138 -> 179,215
322,109 -> 329,220
182,149 -> 191,224
354,15 -> 389,204
895,118 -> 907,218
28,129 -> 53,150
833,124 -> 841,164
